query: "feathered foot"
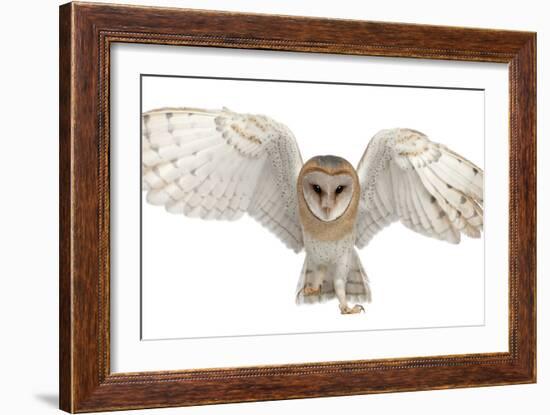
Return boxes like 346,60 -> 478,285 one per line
302,285 -> 321,296
339,304 -> 365,314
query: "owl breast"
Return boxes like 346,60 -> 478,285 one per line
303,231 -> 356,266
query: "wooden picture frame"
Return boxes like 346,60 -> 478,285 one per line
59,2 -> 536,412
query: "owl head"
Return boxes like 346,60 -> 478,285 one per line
299,155 -> 359,222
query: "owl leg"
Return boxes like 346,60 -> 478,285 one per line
335,279 -> 364,314
302,265 -> 326,296
334,259 -> 364,315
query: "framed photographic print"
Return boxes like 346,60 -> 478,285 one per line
59,2 -> 536,412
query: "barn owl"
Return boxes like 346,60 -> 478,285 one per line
142,107 -> 483,314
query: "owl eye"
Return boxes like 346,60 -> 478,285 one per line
312,184 -> 322,194
335,185 -> 345,194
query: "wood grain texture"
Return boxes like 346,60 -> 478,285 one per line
59,3 -> 73,411
59,1 -> 537,412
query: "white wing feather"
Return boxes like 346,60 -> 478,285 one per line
355,128 -> 483,248
142,107 -> 304,252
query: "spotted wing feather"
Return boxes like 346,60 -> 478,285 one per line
355,128 -> 483,248
142,107 -> 304,252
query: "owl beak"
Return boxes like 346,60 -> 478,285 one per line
323,207 -> 331,219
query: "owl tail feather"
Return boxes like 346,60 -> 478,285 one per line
295,250 -> 372,305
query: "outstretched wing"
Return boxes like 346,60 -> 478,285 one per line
355,128 -> 483,248
142,107 -> 304,252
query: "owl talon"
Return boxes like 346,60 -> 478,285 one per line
303,286 -> 321,296
339,304 -> 364,314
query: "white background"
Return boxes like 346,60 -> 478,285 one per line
0,0 -> 546,414
140,73 -> 488,341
